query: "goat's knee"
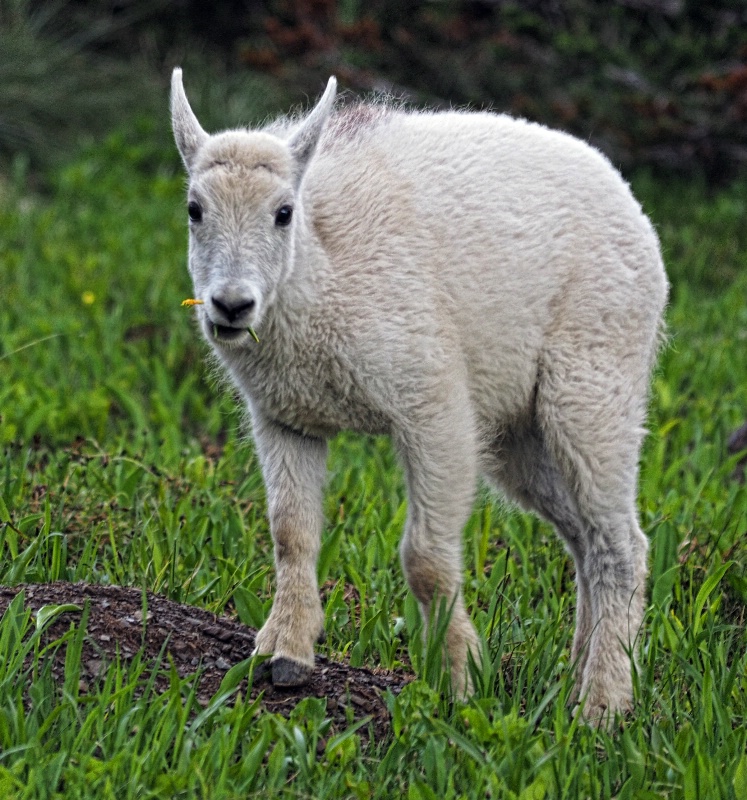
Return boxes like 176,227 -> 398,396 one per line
401,536 -> 452,606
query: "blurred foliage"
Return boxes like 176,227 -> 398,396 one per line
0,0 -> 294,185
172,0 -> 747,180
2,0 -> 747,181
0,0 -> 167,177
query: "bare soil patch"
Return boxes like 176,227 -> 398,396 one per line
0,583 -> 411,743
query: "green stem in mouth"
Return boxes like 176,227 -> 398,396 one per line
213,325 -> 219,339
248,327 -> 260,343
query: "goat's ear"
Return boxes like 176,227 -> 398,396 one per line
288,77 -> 337,185
171,68 -> 208,173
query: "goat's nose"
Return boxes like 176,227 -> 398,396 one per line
211,295 -> 255,324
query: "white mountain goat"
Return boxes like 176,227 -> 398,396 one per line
171,68 -> 668,720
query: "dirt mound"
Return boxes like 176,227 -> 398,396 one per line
0,583 -> 411,743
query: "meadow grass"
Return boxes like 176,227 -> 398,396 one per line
0,112 -> 746,798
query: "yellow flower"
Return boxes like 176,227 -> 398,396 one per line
181,298 -> 204,306
81,291 -> 95,305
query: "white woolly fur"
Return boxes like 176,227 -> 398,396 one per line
171,68 -> 668,720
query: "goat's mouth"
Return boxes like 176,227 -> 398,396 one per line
205,318 -> 249,344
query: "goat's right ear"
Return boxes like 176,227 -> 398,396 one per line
171,68 -> 208,173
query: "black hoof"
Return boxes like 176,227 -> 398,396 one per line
271,657 -> 314,687
251,656 -> 273,683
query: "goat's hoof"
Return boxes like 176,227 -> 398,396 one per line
271,656 -> 314,687
251,656 -> 273,683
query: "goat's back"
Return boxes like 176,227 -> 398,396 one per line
298,106 -> 667,423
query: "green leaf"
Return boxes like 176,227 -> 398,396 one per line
34,603 -> 82,632
734,754 -> 747,800
266,739 -> 287,786
692,562 -> 734,636
652,564 -> 679,609
0,765 -> 24,797
217,657 -> 254,696
432,718 -> 490,767
6,536 -> 42,583
317,524 -> 343,585
409,781 -> 438,800
0,495 -> 10,524
519,774 -> 548,800
243,724 -> 273,785
325,716 -> 370,762
233,586 -> 266,628
683,752 -> 708,800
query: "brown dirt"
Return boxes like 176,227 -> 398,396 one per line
0,583 -> 412,743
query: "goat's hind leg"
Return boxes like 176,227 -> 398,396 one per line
485,427 -> 593,695
536,358 -> 650,721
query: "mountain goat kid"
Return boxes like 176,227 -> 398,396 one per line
171,69 -> 668,721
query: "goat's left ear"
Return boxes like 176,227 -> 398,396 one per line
288,77 -> 337,186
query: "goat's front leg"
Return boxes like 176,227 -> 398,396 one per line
395,389 -> 481,699
251,414 -> 328,686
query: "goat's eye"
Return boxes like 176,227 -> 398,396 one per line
275,205 -> 293,227
188,200 -> 203,223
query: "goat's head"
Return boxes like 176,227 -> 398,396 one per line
171,69 -> 336,347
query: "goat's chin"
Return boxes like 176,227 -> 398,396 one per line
211,333 -> 248,351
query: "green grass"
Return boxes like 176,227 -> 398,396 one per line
1,113 -> 746,797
